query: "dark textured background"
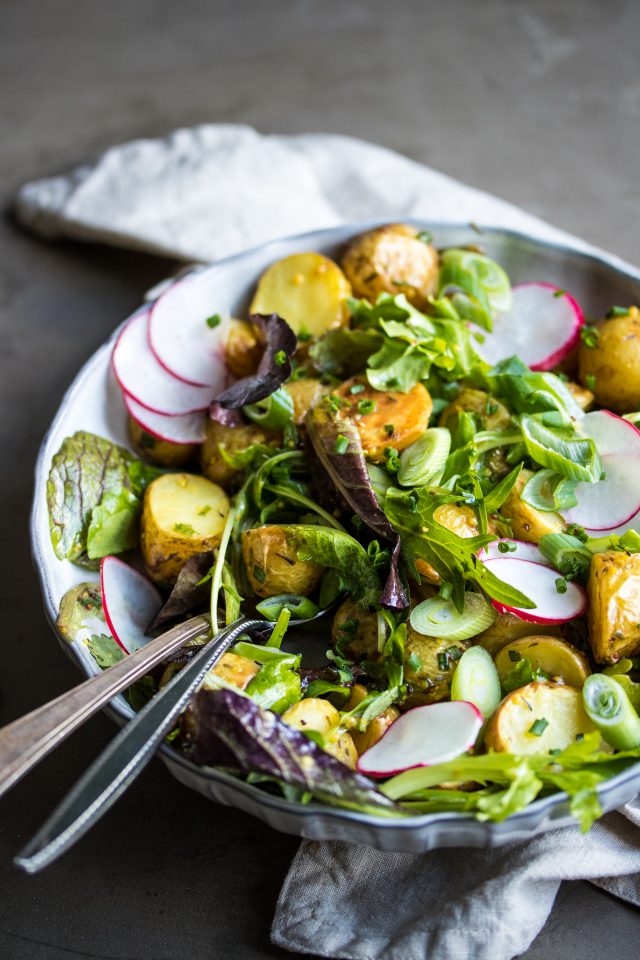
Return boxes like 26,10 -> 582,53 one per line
1,1 -> 639,957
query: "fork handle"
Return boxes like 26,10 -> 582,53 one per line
0,615 -> 209,800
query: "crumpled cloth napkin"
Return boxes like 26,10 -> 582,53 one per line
15,124 -> 640,960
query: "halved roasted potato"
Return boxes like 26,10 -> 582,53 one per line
331,600 -> 379,661
250,252 -> 351,338
208,652 -> 260,690
500,468 -> 565,543
403,628 -> 470,706
588,550 -> 640,663
494,636 -> 591,688
335,377 -> 432,462
484,682 -> 597,754
241,525 -> 324,598
128,416 -> 196,467
201,418 -> 280,490
282,697 -> 358,768
475,613 -> 562,657
225,319 -> 262,378
578,306 -> 640,413
284,379 -> 330,424
341,223 -> 439,310
141,473 -> 230,585
416,504 -> 493,584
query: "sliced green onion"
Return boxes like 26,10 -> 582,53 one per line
623,412 -> 640,425
528,718 -> 549,737
243,387 -> 294,431
582,673 -> 640,750
398,428 -> 451,488
266,607 -> 291,648
519,415 -> 602,482
521,469 -> 579,513
438,249 -> 512,327
410,592 -> 497,641
538,533 -> 592,579
450,646 -> 502,720
256,594 -> 319,622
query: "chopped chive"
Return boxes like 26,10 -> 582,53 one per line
357,398 -> 376,414
253,564 -> 266,584
335,434 -> 349,455
407,653 -> 423,671
498,541 -> 517,554
580,325 -> 600,349
349,383 -> 366,395
274,350 -> 287,366
297,326 -> 312,342
445,646 -> 463,661
585,373 -> 596,391
173,522 -> 195,536
384,423 -> 395,436
205,313 -> 222,328
528,718 -> 549,737
417,230 -> 433,244
437,652 -> 449,671
197,505 -> 212,516
508,649 -> 522,662
555,577 -> 568,594
548,748 -> 562,756
553,288 -> 566,299
606,305 -> 629,318
575,732 -> 584,741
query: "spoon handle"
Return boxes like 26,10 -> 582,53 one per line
0,614 -> 209,800
15,617 -> 264,874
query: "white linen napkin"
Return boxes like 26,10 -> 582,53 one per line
15,124 -> 640,960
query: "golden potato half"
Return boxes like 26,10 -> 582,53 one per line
249,252 -> 351,338
128,415 -> 196,468
341,223 -> 439,309
141,473 -> 230,585
484,682 -> 597,755
475,613 -> 562,658
241,525 -> 324,598
588,550 -> 640,663
335,377 -> 432,462
578,307 -> 640,413
501,468 -> 565,543
494,636 -> 591,688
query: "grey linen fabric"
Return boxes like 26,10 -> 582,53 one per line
15,125 -> 640,959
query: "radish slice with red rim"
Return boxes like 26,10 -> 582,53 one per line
124,394 -> 207,445
561,411 -> 640,531
100,556 -> 162,654
356,701 -> 483,778
149,274 -> 234,387
482,556 -> 587,623
112,310 -> 216,415
474,282 -> 583,371
478,539 -> 548,565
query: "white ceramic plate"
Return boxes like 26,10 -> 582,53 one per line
31,221 -> 640,851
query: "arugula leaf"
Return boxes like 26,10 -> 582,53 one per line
384,486 -> 533,611
47,431 -> 160,565
483,463 -> 523,514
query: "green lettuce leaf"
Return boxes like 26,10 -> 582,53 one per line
282,524 -> 381,608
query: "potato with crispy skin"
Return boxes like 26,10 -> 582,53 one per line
331,600 -> 379,661
587,551 -> 640,663
335,377 -> 432,462
402,627 -> 470,707
341,224 -> 439,310
475,613 -> 562,657
439,388 -> 512,432
484,682 -> 597,754
128,416 -> 196,467
241,525 -> 324,598
250,252 -> 351,338
578,307 -> 640,413
141,473 -> 230,585
225,319 -> 262,378
415,504 -> 494,584
500,468 -> 565,543
282,698 -> 358,769
494,636 -> 591,688
201,418 -> 280,490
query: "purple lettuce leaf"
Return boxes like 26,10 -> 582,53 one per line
213,313 -> 297,410
149,552 -> 213,631
181,688 -> 400,815
306,405 -> 408,609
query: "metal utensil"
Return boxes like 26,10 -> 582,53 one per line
15,617 -> 265,874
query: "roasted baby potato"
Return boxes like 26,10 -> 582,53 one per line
500,468 -> 565,543
439,388 -> 512,432
494,636 -> 591,688
241,525 -> 324,598
331,600 -> 379,661
341,223 -> 439,310
415,504 -> 493,584
128,416 -> 196,468
565,380 -> 594,411
141,473 -> 230,585
249,252 -> 351,338
578,307 -> 640,413
208,652 -> 260,690
403,627 -> 470,706
335,377 -> 432,462
201,418 -> 279,489
476,613 -> 562,657
351,709 -> 399,756
284,378 -> 329,424
587,551 -> 640,663
282,697 -> 358,769
225,319 -> 262,378
484,682 -> 597,754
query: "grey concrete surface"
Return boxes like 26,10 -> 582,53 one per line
0,1 -> 638,957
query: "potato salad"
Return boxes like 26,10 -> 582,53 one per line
48,224 -> 640,827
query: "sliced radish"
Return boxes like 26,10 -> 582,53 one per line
482,557 -> 587,624
357,701 -> 482,778
561,411 -> 640,531
584,508 -> 640,539
474,282 -> 583,371
478,539 -> 548,565
112,309 -> 216,415
149,274 -> 233,387
100,556 -> 162,654
124,393 -> 207,444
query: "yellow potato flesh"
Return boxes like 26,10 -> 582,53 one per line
241,525 -> 324,598
207,652 -> 260,690
335,377 -> 433,462
476,613 -> 562,657
588,550 -> 640,663
249,252 -> 351,338
494,636 -> 591,688
484,682 -> 597,755
501,469 -> 565,543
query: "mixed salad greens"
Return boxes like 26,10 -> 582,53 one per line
49,223 -> 640,830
